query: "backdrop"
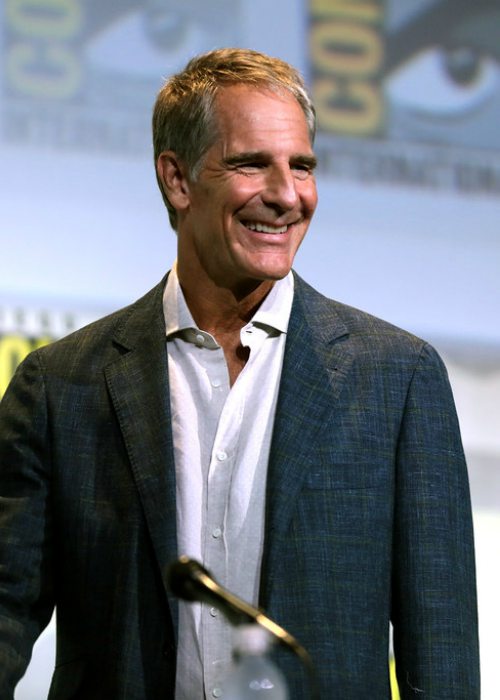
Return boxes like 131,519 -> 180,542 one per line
1,1 -> 499,697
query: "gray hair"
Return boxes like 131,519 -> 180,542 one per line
152,47 -> 316,229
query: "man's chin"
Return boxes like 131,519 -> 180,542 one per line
246,259 -> 294,282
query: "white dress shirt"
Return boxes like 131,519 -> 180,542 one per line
163,264 -> 294,699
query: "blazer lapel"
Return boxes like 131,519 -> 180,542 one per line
260,275 -> 353,602
103,279 -> 180,629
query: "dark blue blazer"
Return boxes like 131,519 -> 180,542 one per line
0,273 -> 480,698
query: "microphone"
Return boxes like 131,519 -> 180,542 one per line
167,555 -> 319,700
167,555 -> 300,650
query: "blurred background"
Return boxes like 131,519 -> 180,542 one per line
1,0 -> 498,697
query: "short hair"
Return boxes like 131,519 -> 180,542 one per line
152,47 -> 316,229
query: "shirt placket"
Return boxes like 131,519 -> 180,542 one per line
201,353 -> 244,698
201,323 -> 270,698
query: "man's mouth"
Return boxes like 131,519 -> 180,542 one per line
243,221 -> 289,234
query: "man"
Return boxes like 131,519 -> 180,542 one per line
0,48 -> 479,699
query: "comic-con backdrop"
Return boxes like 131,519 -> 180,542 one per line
1,1 -> 499,698
2,0 -> 499,372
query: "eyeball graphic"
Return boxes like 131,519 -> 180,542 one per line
386,45 -> 500,117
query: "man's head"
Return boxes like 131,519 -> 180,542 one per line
153,48 -> 316,229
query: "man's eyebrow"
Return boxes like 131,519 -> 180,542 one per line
223,151 -> 318,169
223,151 -> 270,166
291,154 -> 318,170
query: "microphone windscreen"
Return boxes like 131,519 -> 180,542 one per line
166,556 -> 209,601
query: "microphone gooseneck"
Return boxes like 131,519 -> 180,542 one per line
166,555 -> 320,700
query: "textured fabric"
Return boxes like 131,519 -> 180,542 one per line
0,273 -> 480,699
164,267 -> 293,698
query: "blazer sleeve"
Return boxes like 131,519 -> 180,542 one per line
391,342 -> 480,698
0,351 -> 55,697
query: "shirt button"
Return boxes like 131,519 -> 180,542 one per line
210,607 -> 218,617
216,451 -> 227,462
195,333 -> 205,346
212,527 -> 222,539
212,688 -> 222,698
211,378 -> 222,388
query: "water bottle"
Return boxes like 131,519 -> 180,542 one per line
223,624 -> 289,699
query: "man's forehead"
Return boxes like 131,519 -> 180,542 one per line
212,84 -> 311,143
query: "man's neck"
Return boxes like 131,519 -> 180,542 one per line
177,267 -> 274,337
176,263 -> 276,386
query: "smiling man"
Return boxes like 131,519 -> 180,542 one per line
0,49 -> 479,699
156,80 -> 317,384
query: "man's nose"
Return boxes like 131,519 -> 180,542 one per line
262,165 -> 299,211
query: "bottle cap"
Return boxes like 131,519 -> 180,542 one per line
232,624 -> 274,655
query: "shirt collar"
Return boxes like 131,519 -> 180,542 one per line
163,261 -> 197,337
163,262 -> 294,338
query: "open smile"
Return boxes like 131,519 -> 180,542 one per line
243,221 -> 290,234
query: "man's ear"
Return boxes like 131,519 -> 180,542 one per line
156,151 -> 191,211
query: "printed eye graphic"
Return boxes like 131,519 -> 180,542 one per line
386,45 -> 500,116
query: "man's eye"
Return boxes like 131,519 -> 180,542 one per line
291,164 -> 313,179
238,162 -> 265,171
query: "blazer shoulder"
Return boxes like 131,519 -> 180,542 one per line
24,276 -> 168,376
292,272 -> 434,362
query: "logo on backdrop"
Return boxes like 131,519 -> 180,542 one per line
309,0 -> 500,195
2,0 -> 499,192
2,0 -> 240,156
0,302 -> 104,398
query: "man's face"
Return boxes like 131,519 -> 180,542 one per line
177,84 -> 318,293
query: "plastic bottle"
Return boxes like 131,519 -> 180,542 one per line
223,624 -> 289,699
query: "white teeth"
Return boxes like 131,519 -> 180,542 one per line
245,222 -> 288,234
